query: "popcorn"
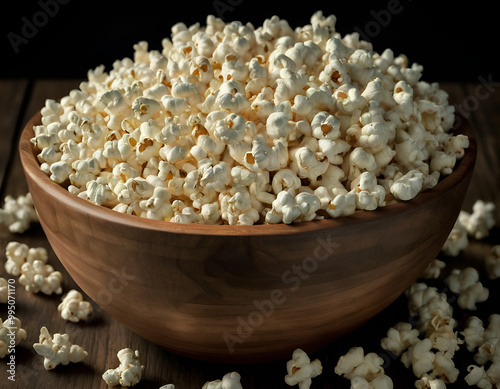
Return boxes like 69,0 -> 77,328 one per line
102,348 -> 144,387
380,322 -> 419,357
33,326 -> 87,370
18,259 -> 63,295
465,365 -> 492,389
334,346 -> 392,388
421,259 -> 446,279
57,289 -> 93,322
202,372 -> 243,389
31,12 -> 468,225
4,242 -> 49,276
444,267 -> 489,310
0,193 -> 38,233
284,348 -> 323,388
460,200 -> 497,240
461,316 -> 486,352
414,376 -> 446,389
0,316 -> 27,358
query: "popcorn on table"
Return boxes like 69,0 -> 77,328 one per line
463,314 -> 500,387
334,346 -> 393,388
4,241 -> 63,295
0,193 -> 38,233
202,372 -> 243,389
102,348 -> 144,387
284,348 -> 322,389
444,267 -> 489,310
30,11 -> 468,225
0,316 -> 27,358
57,289 -> 93,322
32,326 -> 87,370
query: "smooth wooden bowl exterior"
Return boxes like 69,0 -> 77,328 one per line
20,112 -> 476,363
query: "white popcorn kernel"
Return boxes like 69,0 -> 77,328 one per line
444,267 -> 489,310
284,348 -> 322,389
390,169 -> 424,201
415,376 -> 447,389
421,259 -> 446,279
326,190 -> 356,218
214,113 -> 246,144
5,242 -> 48,276
102,348 -> 144,387
0,316 -> 27,358
19,260 -> 63,295
461,316 -> 485,352
33,326 -> 87,370
465,365 -> 492,389
0,193 -> 39,234
461,200 -> 497,240
353,172 -> 386,211
58,289 -> 93,322
401,338 -> 435,378
335,347 -> 392,388
380,322 -> 419,357
202,372 -> 243,389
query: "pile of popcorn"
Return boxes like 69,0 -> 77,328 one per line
30,11 -> 469,225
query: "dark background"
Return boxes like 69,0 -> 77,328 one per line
0,0 -> 497,83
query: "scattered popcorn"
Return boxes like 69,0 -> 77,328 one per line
202,372 -> 243,389
284,348 -> 322,389
400,338 -> 435,379
460,200 -> 497,240
33,326 -> 87,370
30,11 -> 468,225
0,316 -> 27,358
334,347 -> 393,388
465,365 -> 492,389
444,267 -> 489,310
402,282 -> 463,384
18,259 -> 63,295
0,193 -> 38,233
102,348 -> 144,387
421,259 -> 446,279
461,316 -> 486,352
415,376 -> 447,389
57,289 -> 93,322
380,322 -> 419,357
4,241 -> 48,276
485,245 -> 500,280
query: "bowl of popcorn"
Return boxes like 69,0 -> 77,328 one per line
19,12 -> 476,363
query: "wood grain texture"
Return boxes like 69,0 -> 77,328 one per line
0,80 -> 498,388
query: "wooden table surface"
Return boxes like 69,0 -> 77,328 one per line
0,78 -> 498,388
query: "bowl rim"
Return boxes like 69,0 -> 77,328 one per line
19,111 -> 477,237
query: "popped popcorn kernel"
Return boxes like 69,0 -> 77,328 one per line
31,12 -> 468,225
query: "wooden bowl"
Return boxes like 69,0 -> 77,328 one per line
19,112 -> 476,363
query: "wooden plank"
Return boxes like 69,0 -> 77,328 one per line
0,79 -> 29,194
0,80 -> 499,388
